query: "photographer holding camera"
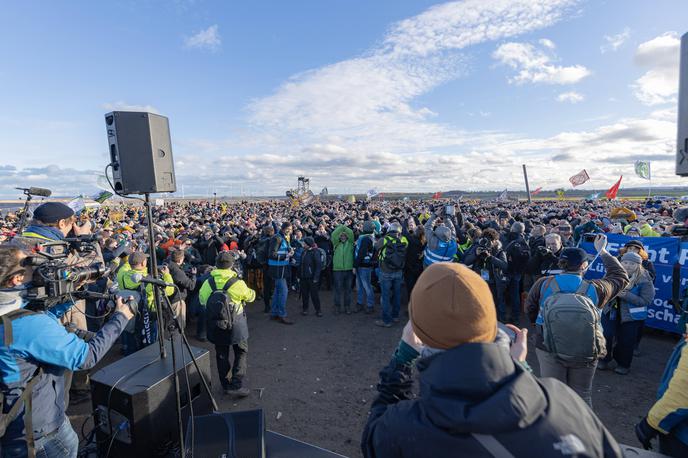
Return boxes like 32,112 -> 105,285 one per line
527,233 -> 564,280
0,245 -> 134,458
463,228 -> 509,322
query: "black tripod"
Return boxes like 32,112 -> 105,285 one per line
143,193 -> 218,458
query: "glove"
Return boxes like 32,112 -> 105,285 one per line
635,417 -> 659,450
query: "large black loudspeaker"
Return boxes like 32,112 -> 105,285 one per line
677,32 -> 688,176
186,411 -> 348,457
105,111 -> 177,194
90,340 -> 213,457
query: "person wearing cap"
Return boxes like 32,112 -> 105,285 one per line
198,251 -> 256,398
374,222 -> 408,327
598,252 -> 655,375
0,245 -> 135,458
300,236 -> 323,317
13,201 -> 100,405
361,263 -> 622,458
422,208 -> 457,268
354,221 -> 377,314
525,234 -> 629,407
119,251 -> 175,353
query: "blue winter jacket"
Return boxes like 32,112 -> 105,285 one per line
0,292 -> 128,444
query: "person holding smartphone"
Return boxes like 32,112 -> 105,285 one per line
362,263 -> 621,458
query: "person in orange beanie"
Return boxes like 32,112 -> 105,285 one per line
361,263 -> 622,458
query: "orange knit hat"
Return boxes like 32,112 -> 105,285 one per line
409,263 -> 497,350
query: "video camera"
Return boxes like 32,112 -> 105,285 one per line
22,236 -> 112,308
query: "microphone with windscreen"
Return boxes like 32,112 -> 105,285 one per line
15,187 -> 52,197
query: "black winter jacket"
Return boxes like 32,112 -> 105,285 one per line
169,261 -> 196,302
300,247 -> 323,281
362,340 -> 622,458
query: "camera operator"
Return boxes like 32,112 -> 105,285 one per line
527,233 -> 564,279
12,202 -> 101,405
0,245 -> 134,458
462,228 -> 508,322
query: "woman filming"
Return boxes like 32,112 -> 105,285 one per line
598,251 -> 655,375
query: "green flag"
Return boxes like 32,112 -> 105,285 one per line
634,161 -> 651,180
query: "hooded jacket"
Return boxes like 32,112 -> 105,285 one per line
362,335 -> 622,458
331,225 -> 355,271
423,214 -> 457,267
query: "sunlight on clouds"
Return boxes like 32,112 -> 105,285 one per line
493,41 -> 591,85
632,32 -> 680,106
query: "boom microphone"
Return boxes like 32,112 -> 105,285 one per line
15,187 -> 52,197
130,273 -> 175,288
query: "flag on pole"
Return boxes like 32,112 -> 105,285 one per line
634,161 -> 651,180
606,176 -> 623,200
497,189 -> 508,201
531,187 -> 543,196
91,190 -> 113,204
432,191 -> 442,199
555,188 -> 565,199
568,169 -> 590,187
366,189 -> 379,199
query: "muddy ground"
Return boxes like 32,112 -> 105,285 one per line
70,288 -> 679,457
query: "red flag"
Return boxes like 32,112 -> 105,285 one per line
606,176 -> 623,200
531,187 -> 543,196
432,192 -> 442,199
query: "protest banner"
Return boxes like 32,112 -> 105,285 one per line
579,233 -> 684,333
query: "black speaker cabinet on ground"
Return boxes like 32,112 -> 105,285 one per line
90,339 -> 212,457
105,111 -> 177,194
185,411 -> 348,458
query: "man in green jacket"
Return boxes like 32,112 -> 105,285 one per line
331,225 -> 354,314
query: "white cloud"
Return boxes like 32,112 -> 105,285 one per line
493,41 -> 591,85
601,27 -> 630,53
557,91 -> 584,103
102,101 -> 160,114
184,24 -> 221,52
249,0 -> 581,153
632,32 -> 680,105
539,38 -> 556,49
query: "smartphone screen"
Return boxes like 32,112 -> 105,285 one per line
497,322 -> 516,343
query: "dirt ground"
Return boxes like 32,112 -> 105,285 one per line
70,288 -> 680,457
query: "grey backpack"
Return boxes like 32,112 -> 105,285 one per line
542,278 -> 606,364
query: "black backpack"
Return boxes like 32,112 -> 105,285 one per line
381,237 -> 407,271
206,277 -> 239,337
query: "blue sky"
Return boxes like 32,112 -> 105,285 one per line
0,0 -> 686,197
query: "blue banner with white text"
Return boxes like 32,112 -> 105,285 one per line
579,234 -> 684,333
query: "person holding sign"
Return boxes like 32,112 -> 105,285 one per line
598,252 -> 655,374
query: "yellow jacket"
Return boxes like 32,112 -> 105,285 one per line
199,269 -> 255,314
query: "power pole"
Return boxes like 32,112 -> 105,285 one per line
522,164 -> 532,204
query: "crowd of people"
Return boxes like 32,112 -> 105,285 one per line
1,194 -> 687,457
